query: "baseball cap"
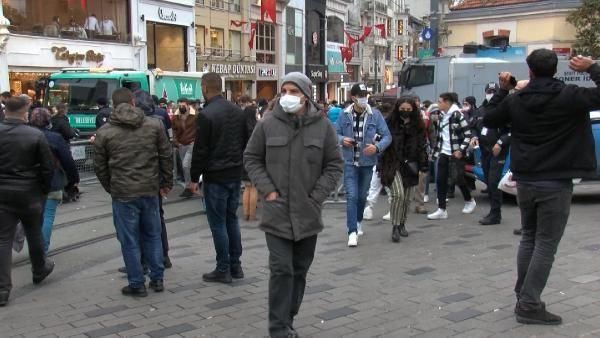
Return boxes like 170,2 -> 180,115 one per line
350,83 -> 368,97
485,82 -> 498,93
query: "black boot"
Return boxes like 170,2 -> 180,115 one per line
121,285 -> 148,297
0,291 -> 9,307
479,214 -> 501,226
516,303 -> 561,325
149,279 -> 164,292
164,256 -> 172,269
203,269 -> 232,284
513,228 -> 523,235
231,265 -> 244,279
399,224 -> 408,237
391,225 -> 401,242
32,260 -> 55,285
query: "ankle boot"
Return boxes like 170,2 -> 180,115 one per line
399,224 -> 408,237
391,225 -> 401,242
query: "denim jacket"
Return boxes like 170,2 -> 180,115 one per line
335,104 -> 392,167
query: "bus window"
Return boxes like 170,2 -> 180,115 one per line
123,80 -> 142,91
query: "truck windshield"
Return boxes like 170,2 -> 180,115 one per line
405,65 -> 435,88
46,78 -> 119,110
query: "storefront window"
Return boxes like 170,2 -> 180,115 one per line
230,31 -> 241,58
256,22 -> 275,64
327,16 -> 343,43
2,0 -> 130,43
196,25 -> 206,54
147,22 -> 187,71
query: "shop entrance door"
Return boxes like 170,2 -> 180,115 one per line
147,22 -> 187,71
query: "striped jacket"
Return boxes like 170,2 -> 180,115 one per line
433,104 -> 472,158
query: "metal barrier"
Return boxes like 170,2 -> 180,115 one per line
69,139 -> 96,182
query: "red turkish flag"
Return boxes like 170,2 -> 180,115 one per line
230,20 -> 247,27
345,31 -> 358,47
375,24 -> 386,38
357,26 -> 373,42
340,47 -> 353,63
248,22 -> 257,50
261,0 -> 276,23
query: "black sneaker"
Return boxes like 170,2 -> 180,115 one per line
149,280 -> 164,292
164,256 -> 173,269
203,269 -> 232,284
32,260 -> 55,284
0,291 -> 9,307
179,188 -> 194,198
231,265 -> 244,279
121,285 -> 148,297
514,228 -> 523,235
516,304 -> 561,325
287,326 -> 299,338
118,266 -> 127,274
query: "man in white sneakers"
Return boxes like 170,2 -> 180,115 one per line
428,92 -> 476,220
336,84 -> 391,247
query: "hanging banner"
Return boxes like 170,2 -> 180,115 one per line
345,31 -> 358,47
357,26 -> 373,42
230,20 -> 247,27
374,24 -> 386,38
340,46 -> 353,63
261,0 -> 276,23
248,22 -> 257,49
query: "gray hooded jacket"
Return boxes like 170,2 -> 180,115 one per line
244,100 -> 343,241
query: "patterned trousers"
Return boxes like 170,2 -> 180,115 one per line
389,171 -> 415,226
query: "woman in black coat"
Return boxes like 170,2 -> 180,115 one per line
379,96 -> 428,242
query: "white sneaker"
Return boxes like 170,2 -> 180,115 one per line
462,199 -> 477,214
427,208 -> 448,220
382,212 -> 391,221
363,206 -> 373,220
357,222 -> 364,236
348,232 -> 358,247
424,195 -> 429,203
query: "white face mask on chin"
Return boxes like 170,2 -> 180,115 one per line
356,97 -> 368,108
280,94 -> 303,113
486,93 -> 494,101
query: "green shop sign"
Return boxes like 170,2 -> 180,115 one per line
68,114 -> 96,129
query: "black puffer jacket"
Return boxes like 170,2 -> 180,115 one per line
379,117 -> 428,188
191,95 -> 249,183
484,63 -> 600,181
0,119 -> 54,194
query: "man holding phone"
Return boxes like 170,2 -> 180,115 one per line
335,84 -> 391,247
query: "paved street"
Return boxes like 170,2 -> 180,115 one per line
2,182 -> 600,338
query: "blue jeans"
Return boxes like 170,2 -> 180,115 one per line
344,165 -> 374,234
203,181 -> 243,272
112,196 -> 164,288
42,198 -> 60,255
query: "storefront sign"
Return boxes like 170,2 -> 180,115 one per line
307,65 -> 328,83
51,47 -> 104,65
201,62 -> 256,75
174,78 -> 198,99
158,8 -> 177,22
326,42 -> 344,73
258,66 -> 277,77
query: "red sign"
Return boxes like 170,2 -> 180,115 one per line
261,0 -> 276,23
553,48 -> 571,56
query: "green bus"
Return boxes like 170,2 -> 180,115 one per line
44,68 -> 209,136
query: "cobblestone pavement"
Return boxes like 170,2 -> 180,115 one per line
2,185 -> 600,338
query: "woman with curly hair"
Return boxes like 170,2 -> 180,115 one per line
379,96 -> 428,242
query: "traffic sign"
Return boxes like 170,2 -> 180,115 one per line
422,27 -> 433,41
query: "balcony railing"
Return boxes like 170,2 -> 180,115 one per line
196,0 -> 241,12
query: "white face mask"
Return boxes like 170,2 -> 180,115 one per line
485,93 -> 494,101
356,97 -> 369,108
280,94 -> 303,113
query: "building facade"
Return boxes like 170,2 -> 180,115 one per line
444,0 -> 581,58
0,0 -> 196,101
195,0 -> 255,101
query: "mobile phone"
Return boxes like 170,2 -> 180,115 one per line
509,76 -> 517,87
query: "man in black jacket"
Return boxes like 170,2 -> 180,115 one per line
471,84 -> 511,225
0,97 -> 56,307
190,72 -> 249,283
484,49 -> 600,325
95,97 -> 113,129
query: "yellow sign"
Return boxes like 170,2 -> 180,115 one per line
51,47 -> 105,65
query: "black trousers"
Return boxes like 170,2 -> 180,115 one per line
265,233 -> 317,338
0,190 -> 47,292
483,150 -> 506,218
515,184 -> 572,310
437,154 -> 471,210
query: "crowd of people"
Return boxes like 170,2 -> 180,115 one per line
43,14 -> 119,40
0,49 -> 599,337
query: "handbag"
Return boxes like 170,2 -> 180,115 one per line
404,160 -> 419,176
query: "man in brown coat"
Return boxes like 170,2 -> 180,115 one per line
172,98 -> 197,197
